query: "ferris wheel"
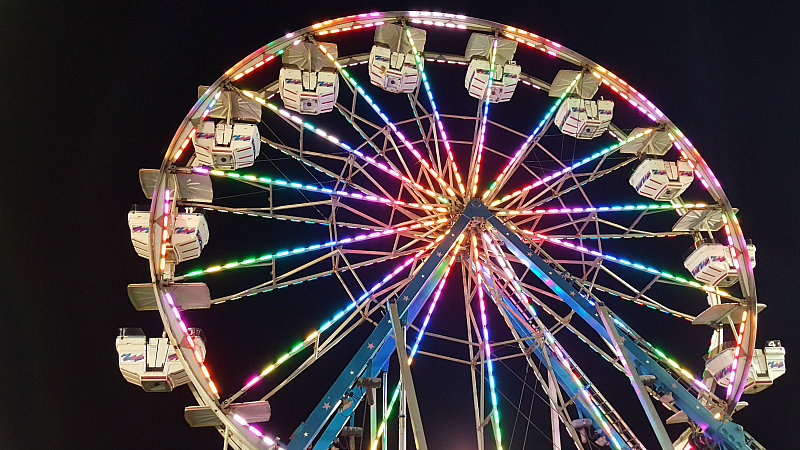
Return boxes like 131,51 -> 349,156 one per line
117,11 -> 785,450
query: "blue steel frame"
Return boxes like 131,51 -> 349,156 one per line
285,201 -> 760,450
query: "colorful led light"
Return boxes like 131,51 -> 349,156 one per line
518,230 -> 731,298
483,72 -> 581,200
180,218 -> 447,279
251,92 -> 444,201
489,130 -> 652,207
495,202 -> 708,215
313,46 -> 454,197
472,235 -> 503,449
405,27 -> 465,195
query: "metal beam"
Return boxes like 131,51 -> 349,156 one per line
595,301 -> 673,449
286,204 -> 481,449
388,300 -> 428,450
484,209 -> 759,450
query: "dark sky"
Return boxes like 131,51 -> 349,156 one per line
3,1 -> 799,449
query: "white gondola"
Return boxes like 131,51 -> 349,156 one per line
279,42 -> 339,115
192,120 -> 260,170
191,88 -> 262,170
116,327 -> 207,392
368,24 -> 425,93
629,158 -> 693,200
464,34 -> 521,103
683,242 -> 756,287
128,211 -> 209,264
705,340 -> 785,394
554,97 -> 614,139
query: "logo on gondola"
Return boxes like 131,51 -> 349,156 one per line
768,361 -> 784,369
196,132 -> 214,139
168,354 -> 179,361
120,353 -> 145,362
232,135 -> 251,141
285,79 -> 303,85
374,55 -> 390,62
132,226 -> 149,233
318,81 -> 334,87
173,227 -> 197,234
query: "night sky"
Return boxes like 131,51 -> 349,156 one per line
3,2 -> 799,449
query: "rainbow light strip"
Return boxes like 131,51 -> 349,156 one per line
469,38 -> 499,197
472,235 -> 503,449
242,91 -> 443,201
481,236 -> 626,449
314,45 -> 455,197
405,27 -> 465,195
407,236 -> 463,364
483,72 -> 582,200
158,189 -> 172,272
489,129 -> 653,207
488,229 -> 714,398
196,166 -> 448,213
181,218 -> 448,279
237,247 -> 432,395
518,229 -> 731,298
496,202 -> 708,215
370,229 -> 465,449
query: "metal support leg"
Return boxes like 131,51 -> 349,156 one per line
595,301 -> 673,449
382,370 -> 388,450
549,371 -> 561,450
389,300 -> 428,450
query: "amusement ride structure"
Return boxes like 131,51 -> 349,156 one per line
118,11 -> 785,450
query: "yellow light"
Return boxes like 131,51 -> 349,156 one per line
208,380 -> 218,395
261,365 -> 275,376
306,331 -> 318,342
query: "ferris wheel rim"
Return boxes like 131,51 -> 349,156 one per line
141,10 -> 759,449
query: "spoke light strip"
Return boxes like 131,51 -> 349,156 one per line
181,218 -> 449,279
469,38 -> 499,197
496,202 -> 708,215
315,45 -> 455,197
506,28 -> 728,196
236,247 -> 432,396
407,235 -> 463,364
519,229 -> 730,298
482,237 -> 625,449
405,28 -> 465,195
244,91 -> 442,201
483,73 -> 581,200
195,166 -> 448,213
473,235 -> 504,449
489,129 -> 653,207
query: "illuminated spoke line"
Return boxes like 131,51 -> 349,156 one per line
217,246 -> 429,305
215,223 -> 450,305
503,232 -> 734,401
490,129 -> 654,207
482,262 -> 626,376
331,103 -> 431,200
270,137 -> 442,219
511,157 -> 638,214
516,228 -> 731,298
468,37 -> 499,197
314,44 -> 456,197
204,167 -> 448,214
405,27 -> 465,195
495,201 -> 712,216
472,234 -> 504,449
180,217 -> 449,279
485,230 -> 722,403
483,73 -> 582,202
407,235 -> 464,364
249,92 -> 443,201
185,202 -> 402,232
230,248 -> 431,401
479,241 -> 649,450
